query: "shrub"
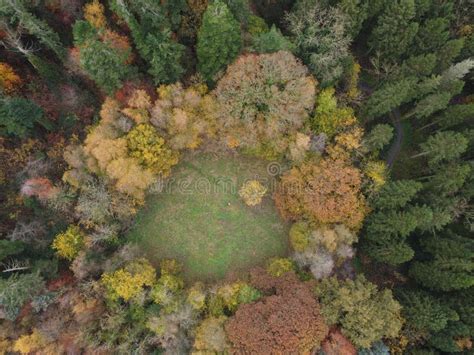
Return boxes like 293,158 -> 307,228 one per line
214,51 -> 316,158
239,180 -> 267,206
101,258 -> 156,301
315,275 -> 403,348
274,158 -> 367,229
266,257 -> 294,277
52,225 -> 85,261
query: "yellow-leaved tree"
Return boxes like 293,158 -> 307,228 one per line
101,258 -> 156,301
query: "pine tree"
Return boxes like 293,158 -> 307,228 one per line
363,124 -> 394,152
412,17 -> 450,55
419,104 -> 474,131
251,25 -> 295,54
411,131 -> 468,168
196,0 -> 242,82
396,289 -> 458,333
368,0 -> 418,61
409,232 -> 474,291
362,77 -> 418,120
0,97 -> 50,137
0,0 -> 65,60
109,0 -> 185,84
371,180 -> 422,210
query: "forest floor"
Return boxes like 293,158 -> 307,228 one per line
127,151 -> 289,282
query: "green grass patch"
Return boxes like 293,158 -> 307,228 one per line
128,152 -> 289,283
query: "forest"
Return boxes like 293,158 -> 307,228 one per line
0,0 -> 473,354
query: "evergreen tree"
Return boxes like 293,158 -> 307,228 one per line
72,21 -> 136,94
420,103 -> 474,130
368,0 -> 418,61
371,180 -> 422,210
337,0 -> 369,37
251,25 -> 295,54
363,123 -> 394,153
0,0 -> 65,60
409,232 -> 474,291
196,0 -> 242,82
0,97 -> 50,137
362,77 -> 418,120
412,131 -> 468,168
109,0 -> 185,84
412,17 -> 450,55
396,289 -> 459,333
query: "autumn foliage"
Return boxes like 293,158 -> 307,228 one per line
274,158 -> 367,230
225,270 -> 328,354
0,62 -> 21,94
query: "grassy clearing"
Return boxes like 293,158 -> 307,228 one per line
128,152 -> 289,283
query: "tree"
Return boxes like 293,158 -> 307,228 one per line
411,131 -> 468,168
409,232 -> 474,291
225,271 -> 328,354
368,0 -> 418,61
193,317 -> 230,353
0,240 -> 24,262
101,258 -> 156,301
251,25 -> 295,53
0,62 -> 21,94
150,83 -> 218,150
396,289 -> 459,334
274,158 -> 367,229
420,104 -> 474,131
412,17 -> 450,55
363,124 -> 394,152
311,88 -> 356,138
72,21 -> 136,94
315,275 -> 403,348
109,0 -> 185,84
0,272 -> 45,320
370,180 -> 422,210
0,0 -> 65,60
321,328 -> 357,355
337,0 -> 369,37
196,0 -> 242,82
286,0 -> 351,87
126,123 -> 179,176
214,51 -> 316,158
362,77 -> 418,120
0,97 -> 47,137
52,225 -> 85,261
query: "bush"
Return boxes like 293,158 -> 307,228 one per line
214,51 -> 316,158
239,180 -> 267,206
266,257 -> 294,277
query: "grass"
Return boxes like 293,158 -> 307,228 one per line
127,151 -> 289,283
